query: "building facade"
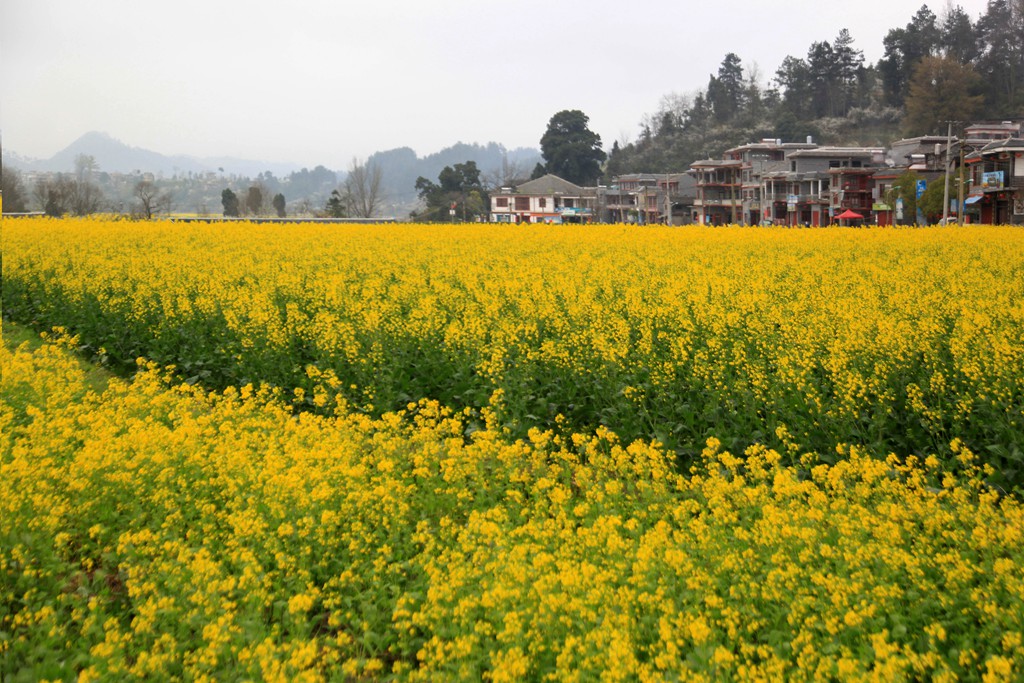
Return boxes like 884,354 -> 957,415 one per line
490,174 -> 596,223
487,120 -> 1023,226
595,173 -> 695,224
964,138 -> 1024,225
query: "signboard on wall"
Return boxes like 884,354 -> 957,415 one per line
1015,196 -> 1024,216
981,171 -> 1005,189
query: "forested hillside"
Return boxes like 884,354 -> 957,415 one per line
607,2 -> 1023,175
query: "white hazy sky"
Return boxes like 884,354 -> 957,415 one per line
1,0 -> 992,168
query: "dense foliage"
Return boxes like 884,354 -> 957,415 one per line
2,337 -> 1022,680
413,161 -> 487,222
539,110 -> 606,186
3,218 -> 1023,486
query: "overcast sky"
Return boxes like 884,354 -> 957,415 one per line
1,0 -> 993,169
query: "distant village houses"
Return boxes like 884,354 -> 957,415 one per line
489,119 -> 1024,226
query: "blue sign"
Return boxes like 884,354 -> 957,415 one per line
916,180 -> 927,199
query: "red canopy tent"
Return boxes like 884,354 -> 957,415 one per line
835,209 -> 864,225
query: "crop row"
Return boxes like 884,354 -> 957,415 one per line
3,218 -> 1023,483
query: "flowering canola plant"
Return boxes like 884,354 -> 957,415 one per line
3,218 -> 1023,484
2,336 -> 1023,681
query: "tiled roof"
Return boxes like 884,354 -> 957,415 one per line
786,147 -> 884,158
512,174 -> 585,195
690,159 -> 742,167
978,138 -> 1024,154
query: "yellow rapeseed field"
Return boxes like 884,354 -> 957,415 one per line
2,335 -> 1022,680
2,217 -> 1024,679
3,217 -> 1023,479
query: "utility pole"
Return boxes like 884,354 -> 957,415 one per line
664,173 -> 672,225
941,120 -> 955,225
957,142 -> 966,224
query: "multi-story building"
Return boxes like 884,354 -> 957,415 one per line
964,137 -> 1024,225
758,147 -> 884,226
729,139 -> 816,225
691,141 -> 885,226
794,147 -> 884,225
597,173 -> 696,224
690,158 -> 742,225
489,174 -> 596,223
660,173 -> 697,224
599,174 -> 658,223
888,135 -> 950,171
964,120 -> 1022,145
829,167 -> 876,218
870,167 -> 903,225
490,121 -> 1020,226
948,120 -> 1021,223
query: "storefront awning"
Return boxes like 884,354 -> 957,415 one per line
964,195 -> 983,205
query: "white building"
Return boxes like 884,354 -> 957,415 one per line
490,174 -> 596,223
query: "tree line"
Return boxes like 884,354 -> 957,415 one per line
2,155 -> 353,219
2,154 -> 110,216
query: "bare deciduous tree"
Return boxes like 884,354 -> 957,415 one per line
34,175 -> 77,216
72,154 -> 104,215
483,150 -> 527,190
1,166 -> 29,213
134,180 -> 172,218
343,157 -> 383,218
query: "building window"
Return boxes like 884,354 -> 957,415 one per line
539,197 -> 547,208
515,197 -> 530,211
496,197 -> 508,208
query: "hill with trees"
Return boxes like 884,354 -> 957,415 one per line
606,2 -> 1023,177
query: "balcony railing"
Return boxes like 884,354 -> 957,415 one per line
694,198 -> 742,206
763,194 -> 825,203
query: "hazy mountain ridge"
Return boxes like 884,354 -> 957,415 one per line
3,132 -> 543,216
6,132 -> 541,188
371,141 -> 542,205
5,132 -> 302,178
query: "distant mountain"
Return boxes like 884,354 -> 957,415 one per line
4,132 -> 544,217
5,132 -> 301,177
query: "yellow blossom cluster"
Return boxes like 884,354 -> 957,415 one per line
3,218 -> 1023,484
2,338 -> 1023,680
